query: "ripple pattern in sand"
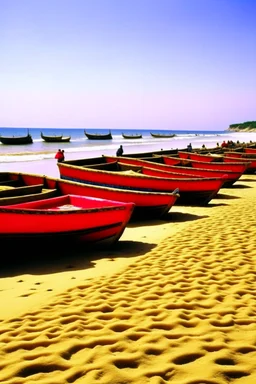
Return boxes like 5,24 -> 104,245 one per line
0,181 -> 256,383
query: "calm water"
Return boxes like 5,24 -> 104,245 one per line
1,127 -> 255,165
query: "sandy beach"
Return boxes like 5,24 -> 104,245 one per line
0,173 -> 256,383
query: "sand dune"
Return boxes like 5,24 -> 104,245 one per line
0,174 -> 255,383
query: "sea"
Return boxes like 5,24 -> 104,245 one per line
0,127 -> 255,178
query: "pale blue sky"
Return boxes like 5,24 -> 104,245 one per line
1,0 -> 255,130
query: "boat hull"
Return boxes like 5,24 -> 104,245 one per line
105,155 -> 242,187
0,194 -> 134,247
84,131 -> 112,140
178,151 -> 224,162
223,155 -> 256,173
122,133 -> 142,139
150,132 -> 176,138
0,172 -> 179,220
41,132 -> 71,142
0,134 -> 33,145
58,161 -> 224,206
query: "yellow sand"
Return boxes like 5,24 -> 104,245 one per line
0,174 -> 256,384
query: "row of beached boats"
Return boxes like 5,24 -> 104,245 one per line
0,131 -> 176,145
0,143 -> 255,251
0,132 -> 72,144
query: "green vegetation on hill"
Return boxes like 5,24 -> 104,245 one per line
229,121 -> 256,129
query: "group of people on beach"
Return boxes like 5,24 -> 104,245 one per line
55,149 -> 65,163
187,140 -> 243,152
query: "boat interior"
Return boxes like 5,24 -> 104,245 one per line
0,173 -> 58,205
80,161 -> 143,173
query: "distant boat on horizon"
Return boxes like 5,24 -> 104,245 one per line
41,132 -> 71,143
0,132 -> 33,145
150,132 -> 176,138
84,130 -> 112,140
122,133 -> 143,139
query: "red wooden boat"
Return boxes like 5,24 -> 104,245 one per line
223,154 -> 256,174
178,150 -> 255,172
105,155 -> 242,187
245,147 -> 256,154
224,151 -> 256,159
0,194 -> 134,247
58,159 -> 225,205
0,172 -> 179,220
178,151 -> 224,162
159,155 -> 250,174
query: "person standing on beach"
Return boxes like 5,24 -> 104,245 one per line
221,140 -> 228,148
116,145 -> 123,156
55,149 -> 65,163
187,143 -> 192,152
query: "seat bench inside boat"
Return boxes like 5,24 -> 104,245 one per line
0,175 -> 58,205
82,161 -> 142,173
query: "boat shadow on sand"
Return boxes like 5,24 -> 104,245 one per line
0,239 -> 155,277
130,211 -> 209,226
228,183 -> 253,189
1,212 -> 211,276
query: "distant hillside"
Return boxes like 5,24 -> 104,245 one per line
228,121 -> 256,132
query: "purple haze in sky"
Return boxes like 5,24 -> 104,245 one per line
1,0 -> 255,130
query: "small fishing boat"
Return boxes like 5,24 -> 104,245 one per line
223,153 -> 256,174
160,155 -> 250,174
178,151 -> 224,162
0,183 -> 57,205
224,151 -> 256,159
84,130 -> 112,140
105,155 -> 243,187
245,147 -> 256,154
150,132 -> 176,138
0,132 -> 33,145
58,158 -> 225,205
122,133 -> 142,139
0,194 -> 134,247
176,151 -> 255,174
0,172 -> 179,220
41,132 -> 71,142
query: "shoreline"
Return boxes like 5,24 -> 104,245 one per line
0,173 -> 256,383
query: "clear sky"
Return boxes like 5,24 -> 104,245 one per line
1,0 -> 255,130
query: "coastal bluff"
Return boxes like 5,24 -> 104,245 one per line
228,121 -> 256,132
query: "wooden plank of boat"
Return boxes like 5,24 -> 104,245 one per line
150,132 -> 176,138
0,188 -> 58,206
41,132 -> 71,142
122,133 -> 142,139
0,132 -> 33,145
0,184 -> 43,198
104,155 -> 243,187
57,160 -> 224,206
0,194 -> 134,248
1,172 -> 180,220
84,130 -> 112,140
